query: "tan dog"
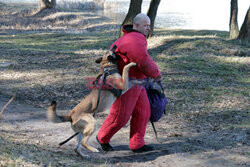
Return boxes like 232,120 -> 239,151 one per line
47,54 -> 136,158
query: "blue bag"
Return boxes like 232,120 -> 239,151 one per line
145,79 -> 167,122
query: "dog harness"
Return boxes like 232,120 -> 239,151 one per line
94,45 -> 122,96
93,65 -> 123,117
95,68 -> 123,97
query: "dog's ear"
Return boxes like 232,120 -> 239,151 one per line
95,57 -> 102,64
107,55 -> 115,61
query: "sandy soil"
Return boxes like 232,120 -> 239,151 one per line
1,94 -> 249,167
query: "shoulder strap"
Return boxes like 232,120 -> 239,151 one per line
110,44 -> 118,59
111,45 -> 117,54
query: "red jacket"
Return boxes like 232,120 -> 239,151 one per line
110,25 -> 160,79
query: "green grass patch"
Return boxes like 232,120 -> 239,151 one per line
0,32 -> 116,53
147,29 -> 249,124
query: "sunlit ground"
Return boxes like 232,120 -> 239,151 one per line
0,1 -> 249,167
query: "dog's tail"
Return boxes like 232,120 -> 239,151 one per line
47,101 -> 72,123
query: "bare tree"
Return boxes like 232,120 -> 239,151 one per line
238,7 -> 250,41
120,0 -> 143,36
122,0 -> 143,26
229,0 -> 239,39
39,0 -> 56,11
147,0 -> 161,37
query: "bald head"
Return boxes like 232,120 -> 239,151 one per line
133,14 -> 150,25
133,13 -> 151,36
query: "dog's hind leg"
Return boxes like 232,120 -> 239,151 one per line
81,116 -> 99,152
74,132 -> 90,158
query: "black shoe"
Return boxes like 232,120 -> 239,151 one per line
131,145 -> 154,153
96,136 -> 113,151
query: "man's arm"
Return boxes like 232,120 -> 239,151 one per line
124,38 -> 161,79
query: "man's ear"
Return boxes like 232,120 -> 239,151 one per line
134,23 -> 139,30
95,57 -> 102,64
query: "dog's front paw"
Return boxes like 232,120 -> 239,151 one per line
129,62 -> 137,66
125,62 -> 137,69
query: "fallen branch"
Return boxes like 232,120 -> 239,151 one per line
0,94 -> 16,119
161,71 -> 186,75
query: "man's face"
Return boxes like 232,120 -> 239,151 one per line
135,18 -> 151,36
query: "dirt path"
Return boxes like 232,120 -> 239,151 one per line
1,95 -> 249,167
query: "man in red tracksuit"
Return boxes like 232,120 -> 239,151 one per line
97,13 -> 161,153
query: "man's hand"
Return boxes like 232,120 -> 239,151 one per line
154,73 -> 162,81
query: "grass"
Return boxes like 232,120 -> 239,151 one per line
0,28 -> 249,110
0,26 -> 249,122
0,3 -> 249,166
0,32 -> 115,52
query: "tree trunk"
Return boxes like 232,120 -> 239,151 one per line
238,7 -> 250,41
39,0 -> 56,11
120,0 -> 143,36
147,0 -> 161,37
229,0 -> 239,39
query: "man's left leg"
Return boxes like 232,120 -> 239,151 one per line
129,87 -> 151,151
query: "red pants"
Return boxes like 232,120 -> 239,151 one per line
97,85 -> 150,150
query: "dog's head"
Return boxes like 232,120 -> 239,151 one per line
95,54 -> 117,64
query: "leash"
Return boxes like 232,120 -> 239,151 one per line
59,70 -> 120,146
93,69 -> 122,117
93,71 -> 106,117
150,121 -> 160,142
59,72 -> 107,146
59,132 -> 79,146
125,79 -> 163,143
93,81 -> 103,117
146,79 -> 166,143
58,73 -> 106,146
